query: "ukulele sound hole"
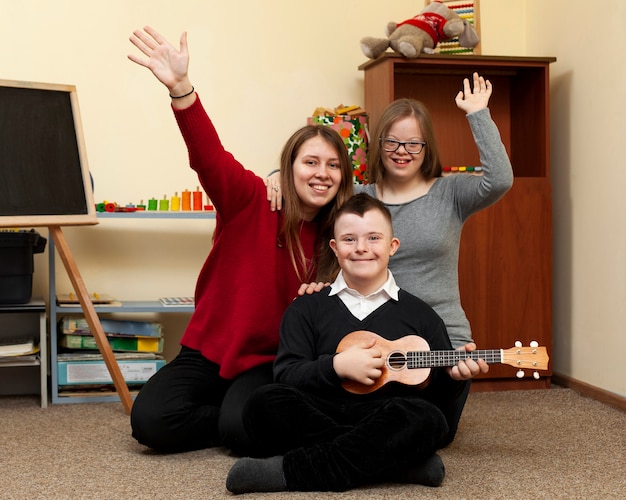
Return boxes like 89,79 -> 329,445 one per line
387,351 -> 407,371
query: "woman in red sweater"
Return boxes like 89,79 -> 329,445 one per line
127,26 -> 354,454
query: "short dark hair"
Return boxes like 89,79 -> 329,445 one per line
334,193 -> 393,233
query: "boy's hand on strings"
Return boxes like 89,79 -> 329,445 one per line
447,342 -> 489,381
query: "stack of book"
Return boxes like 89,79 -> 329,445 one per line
57,316 -> 166,396
0,336 -> 40,366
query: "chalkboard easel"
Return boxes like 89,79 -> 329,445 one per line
48,226 -> 133,414
0,79 -> 132,414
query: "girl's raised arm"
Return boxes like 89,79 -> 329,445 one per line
128,26 -> 195,108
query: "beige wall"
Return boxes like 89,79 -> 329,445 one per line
4,1 -> 624,397
526,0 -> 626,398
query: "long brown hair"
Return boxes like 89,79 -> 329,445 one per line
279,125 -> 354,282
368,98 -> 442,184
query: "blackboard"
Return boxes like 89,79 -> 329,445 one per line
0,80 -> 96,227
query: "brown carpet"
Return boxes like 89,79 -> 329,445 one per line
1,386 -> 624,499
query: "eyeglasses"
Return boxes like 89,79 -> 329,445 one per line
380,138 -> 426,155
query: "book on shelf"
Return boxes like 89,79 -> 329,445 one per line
0,353 -> 39,366
57,352 -> 161,361
0,336 -> 36,356
60,334 -> 163,353
59,316 -> 163,338
159,296 -> 194,306
57,357 -> 166,386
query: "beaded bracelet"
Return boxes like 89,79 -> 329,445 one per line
169,86 -> 195,99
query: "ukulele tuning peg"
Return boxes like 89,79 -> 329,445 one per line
514,341 -> 522,348
530,340 -> 539,348
533,371 -> 540,380
516,370 -> 525,379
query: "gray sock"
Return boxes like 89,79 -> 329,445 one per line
397,454 -> 445,487
226,456 -> 287,494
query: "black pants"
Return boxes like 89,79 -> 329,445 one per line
244,384 -> 449,491
439,379 -> 471,447
130,346 -> 273,454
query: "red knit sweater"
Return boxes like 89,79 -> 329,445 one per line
173,96 -> 318,379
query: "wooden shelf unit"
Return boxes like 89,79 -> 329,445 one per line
360,54 -> 556,390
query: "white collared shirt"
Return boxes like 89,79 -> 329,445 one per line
329,270 -> 400,320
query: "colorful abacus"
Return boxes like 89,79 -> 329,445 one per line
434,1 -> 479,56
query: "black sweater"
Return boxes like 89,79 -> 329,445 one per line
274,288 -> 464,409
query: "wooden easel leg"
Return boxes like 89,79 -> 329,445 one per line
49,226 -> 133,414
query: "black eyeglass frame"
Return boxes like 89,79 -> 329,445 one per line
379,138 -> 426,155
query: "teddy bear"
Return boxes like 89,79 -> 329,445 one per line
360,1 -> 479,59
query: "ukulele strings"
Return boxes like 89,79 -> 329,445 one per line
404,349 -> 502,369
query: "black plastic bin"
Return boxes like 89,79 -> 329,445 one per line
0,229 -> 47,304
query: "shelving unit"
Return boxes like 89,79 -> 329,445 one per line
360,54 -> 556,390
0,298 -> 47,407
48,211 -> 216,405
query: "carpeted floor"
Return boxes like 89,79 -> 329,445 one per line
1,386 -> 624,499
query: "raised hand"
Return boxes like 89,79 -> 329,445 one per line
454,72 -> 492,115
128,26 -> 191,96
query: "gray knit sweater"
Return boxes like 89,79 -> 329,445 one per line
358,108 -> 513,347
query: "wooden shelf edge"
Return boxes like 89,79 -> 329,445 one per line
470,377 -> 551,392
97,211 -> 215,219
358,53 -> 557,70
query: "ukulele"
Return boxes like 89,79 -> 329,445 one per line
336,330 -> 550,395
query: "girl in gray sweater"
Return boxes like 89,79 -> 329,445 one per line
357,72 -> 514,349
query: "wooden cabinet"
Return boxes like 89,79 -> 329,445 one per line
360,54 -> 555,390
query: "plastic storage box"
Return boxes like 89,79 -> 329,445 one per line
0,230 -> 47,304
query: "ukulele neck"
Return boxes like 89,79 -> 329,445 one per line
407,349 -> 501,369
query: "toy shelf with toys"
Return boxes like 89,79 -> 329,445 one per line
48,188 -> 216,405
94,186 -> 215,215
360,53 -> 556,391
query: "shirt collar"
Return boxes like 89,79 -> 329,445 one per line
329,269 -> 400,301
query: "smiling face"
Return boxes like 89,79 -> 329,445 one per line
381,115 -> 427,182
330,207 -> 400,296
292,135 -> 343,221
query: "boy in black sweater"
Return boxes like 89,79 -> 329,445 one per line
227,193 -> 488,493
